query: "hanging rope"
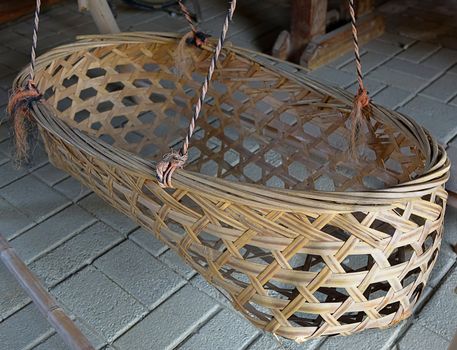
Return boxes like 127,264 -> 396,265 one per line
157,0 -> 237,188
8,0 -> 42,164
348,0 -> 370,158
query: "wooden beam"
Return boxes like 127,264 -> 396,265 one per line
300,13 -> 384,70
0,234 -> 95,350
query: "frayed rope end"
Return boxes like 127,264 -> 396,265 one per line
348,88 -> 370,160
7,80 -> 41,166
156,150 -> 188,188
175,31 -> 209,78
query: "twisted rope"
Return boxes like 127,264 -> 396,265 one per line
178,0 -> 197,34
348,0 -> 370,158
29,0 -> 41,82
157,0 -> 237,187
8,0 -> 42,164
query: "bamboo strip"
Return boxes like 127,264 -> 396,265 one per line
0,234 -> 94,350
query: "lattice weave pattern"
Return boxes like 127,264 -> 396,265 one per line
18,34 -> 449,342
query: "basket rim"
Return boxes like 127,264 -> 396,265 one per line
16,32 -> 450,210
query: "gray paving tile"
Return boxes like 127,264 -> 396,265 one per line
247,335 -> 280,350
0,138 -> 9,156
33,318 -> 107,350
421,47 -> 457,70
0,63 -> 15,80
29,222 -> 123,287
327,51 -> 358,69
0,160 -> 28,188
54,176 -> 92,202
450,94 -> 457,107
190,274 -> 233,307
427,247 -> 456,288
0,263 -> 29,321
33,163 -> 69,186
275,336 -> 324,350
129,227 -> 168,257
397,323 -> 449,350
179,309 -> 259,350
362,39 -> 405,56
94,240 -> 185,310
74,318 -> 108,350
0,50 -> 29,70
0,196 -> 35,240
79,193 -> 138,235
0,303 -> 53,350
416,265 -> 457,341
396,42 -> 441,63
399,96 -> 457,144
308,66 -> 356,88
420,72 -> 457,102
0,87 -> 7,107
1,175 -> 69,222
0,123 -> 10,143
446,143 -> 457,192
444,205 -> 457,248
346,78 -> 387,96
383,58 -> 442,80
0,72 -> 16,91
319,322 -> 407,350
248,334 -> 324,350
367,66 -> 428,92
341,51 -> 390,74
32,334 -> 69,350
0,29 -> 29,51
159,249 -> 197,280
113,285 -> 219,350
10,204 -> 95,263
0,153 -> 8,167
52,266 -> 148,342
372,86 -> 412,109
376,33 -> 416,49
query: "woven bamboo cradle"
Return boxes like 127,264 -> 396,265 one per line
15,32 -> 450,342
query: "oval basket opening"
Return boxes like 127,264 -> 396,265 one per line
36,40 -> 426,192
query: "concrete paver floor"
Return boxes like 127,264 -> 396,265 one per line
0,1 -> 456,349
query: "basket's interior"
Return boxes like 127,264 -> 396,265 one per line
37,39 -> 426,191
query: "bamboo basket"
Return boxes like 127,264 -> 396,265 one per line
15,32 -> 450,342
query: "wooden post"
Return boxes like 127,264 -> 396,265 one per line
79,0 -> 120,34
0,234 -> 95,350
273,0 -> 327,61
290,0 -> 327,61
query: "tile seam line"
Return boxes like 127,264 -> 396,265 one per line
167,306 -> 224,350
34,226 -> 126,289
92,266 -> 191,343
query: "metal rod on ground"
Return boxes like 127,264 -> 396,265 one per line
0,233 -> 94,350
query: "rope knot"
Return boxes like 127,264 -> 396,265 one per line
348,87 -> 371,158
355,87 -> 369,109
186,31 -> 209,48
7,80 -> 42,164
156,150 -> 188,188
8,80 -> 41,116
